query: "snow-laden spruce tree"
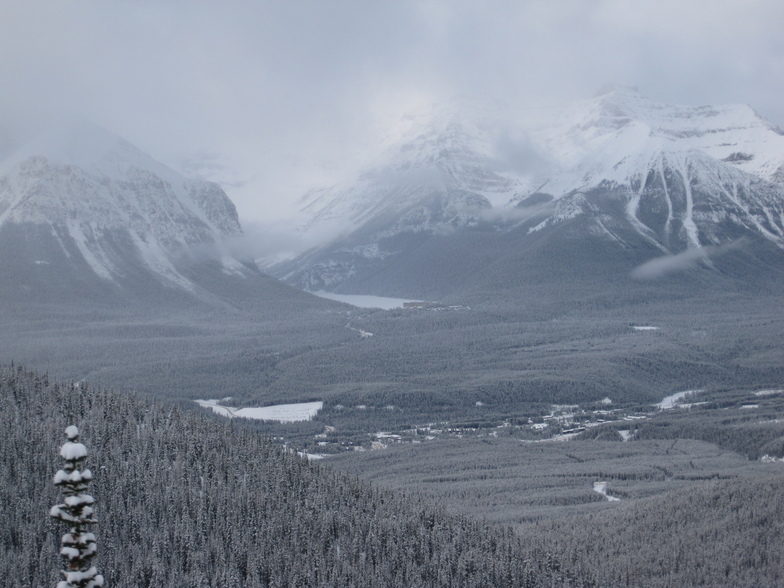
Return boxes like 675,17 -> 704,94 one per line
50,425 -> 104,588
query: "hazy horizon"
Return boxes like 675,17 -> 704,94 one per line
3,1 -> 783,238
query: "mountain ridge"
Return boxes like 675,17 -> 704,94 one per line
272,89 -> 784,300
0,118 -> 274,307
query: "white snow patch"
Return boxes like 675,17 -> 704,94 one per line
618,430 -> 632,441
60,442 -> 87,460
631,325 -> 660,331
310,291 -> 420,309
593,481 -> 621,501
760,455 -> 784,463
345,323 -> 373,338
656,389 -> 702,410
679,401 -> 708,409
298,452 -> 327,461
740,404 -> 759,409
600,397 -> 613,405
754,389 -> 784,397
195,399 -> 323,422
66,220 -> 115,281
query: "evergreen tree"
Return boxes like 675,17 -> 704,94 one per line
50,425 -> 104,588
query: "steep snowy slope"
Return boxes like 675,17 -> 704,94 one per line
295,102 -> 521,250
275,103 -> 529,292
520,87 -> 784,251
0,118 -> 300,308
531,86 -> 784,185
274,89 -> 784,299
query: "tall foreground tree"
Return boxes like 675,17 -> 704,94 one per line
50,425 -> 104,588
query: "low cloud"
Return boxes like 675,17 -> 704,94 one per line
479,200 -> 555,224
493,130 -> 552,176
2,1 -> 783,230
630,241 -> 743,280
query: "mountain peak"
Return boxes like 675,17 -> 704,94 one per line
0,120 -> 251,298
0,116 -> 182,186
535,87 -> 784,185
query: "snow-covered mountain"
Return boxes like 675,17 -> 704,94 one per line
273,88 -> 784,299
0,118 -> 274,307
293,102 -> 521,250
531,86 -> 784,185
520,86 -> 784,250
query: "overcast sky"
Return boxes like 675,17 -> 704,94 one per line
2,0 -> 783,227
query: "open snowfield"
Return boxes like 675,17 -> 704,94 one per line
195,399 -> 323,422
754,389 -> 784,397
593,481 -> 621,502
656,390 -> 701,410
310,291 -> 420,309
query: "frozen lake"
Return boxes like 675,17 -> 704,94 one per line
656,390 -> 701,410
310,291 -> 420,310
195,399 -> 323,422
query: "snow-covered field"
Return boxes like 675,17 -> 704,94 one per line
754,389 -> 784,397
656,390 -> 701,410
310,291 -> 420,309
593,481 -> 620,502
345,323 -> 373,338
195,399 -> 323,422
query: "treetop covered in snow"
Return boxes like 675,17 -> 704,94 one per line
51,425 -> 103,587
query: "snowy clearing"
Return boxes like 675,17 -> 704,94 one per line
656,390 -> 702,410
593,481 -> 621,502
760,455 -> 784,463
754,389 -> 784,397
195,400 -> 323,422
310,291 -> 420,309
345,323 -> 373,338
298,452 -> 327,461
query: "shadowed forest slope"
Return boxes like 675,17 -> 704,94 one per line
0,365 -> 578,588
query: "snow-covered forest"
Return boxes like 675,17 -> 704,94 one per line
0,365 -> 573,587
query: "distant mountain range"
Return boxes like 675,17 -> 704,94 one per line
272,87 -> 784,303
4,89 -> 784,314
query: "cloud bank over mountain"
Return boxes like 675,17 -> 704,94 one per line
2,0 -> 783,229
